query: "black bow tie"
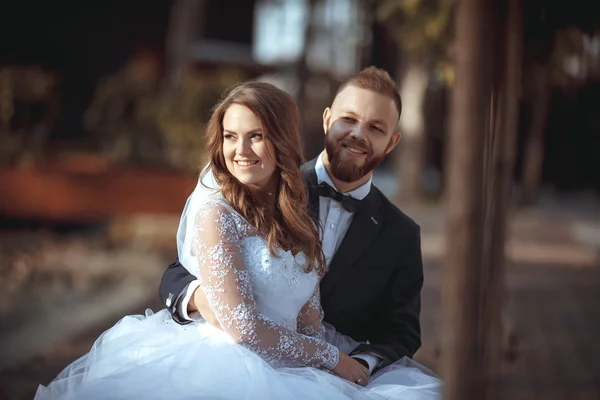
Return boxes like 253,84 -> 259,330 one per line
315,182 -> 362,213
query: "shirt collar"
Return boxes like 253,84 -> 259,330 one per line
315,151 -> 372,200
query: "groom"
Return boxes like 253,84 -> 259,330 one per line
159,66 -> 423,375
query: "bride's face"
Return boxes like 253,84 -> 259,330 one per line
222,104 -> 277,190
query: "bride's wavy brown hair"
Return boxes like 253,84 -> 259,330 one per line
202,81 -> 325,275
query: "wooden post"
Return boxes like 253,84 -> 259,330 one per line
441,0 -> 494,398
443,0 -> 523,398
482,0 -> 523,397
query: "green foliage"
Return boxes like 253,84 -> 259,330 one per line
376,0 -> 455,84
85,66 -> 244,171
156,69 -> 244,171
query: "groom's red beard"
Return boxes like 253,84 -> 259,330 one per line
324,134 -> 387,183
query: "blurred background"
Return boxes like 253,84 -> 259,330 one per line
0,0 -> 598,399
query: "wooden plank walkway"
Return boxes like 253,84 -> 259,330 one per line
1,261 -> 599,400
416,262 -> 600,400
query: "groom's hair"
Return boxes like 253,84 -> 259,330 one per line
336,66 -> 402,120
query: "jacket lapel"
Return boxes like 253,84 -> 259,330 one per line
320,188 -> 383,296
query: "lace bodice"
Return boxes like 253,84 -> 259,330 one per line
189,194 -> 339,370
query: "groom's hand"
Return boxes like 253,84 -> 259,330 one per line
189,287 -> 222,330
352,358 -> 369,370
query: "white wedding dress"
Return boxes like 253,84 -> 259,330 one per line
35,195 -> 441,400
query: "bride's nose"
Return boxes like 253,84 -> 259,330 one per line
236,137 -> 252,156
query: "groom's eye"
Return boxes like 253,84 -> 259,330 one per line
342,117 -> 356,123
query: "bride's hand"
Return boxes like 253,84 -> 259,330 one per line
331,351 -> 369,386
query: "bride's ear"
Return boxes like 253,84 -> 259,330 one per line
322,108 -> 331,134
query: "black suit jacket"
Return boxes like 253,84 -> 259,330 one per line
159,157 -> 423,370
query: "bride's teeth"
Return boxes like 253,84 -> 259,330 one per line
237,161 -> 257,166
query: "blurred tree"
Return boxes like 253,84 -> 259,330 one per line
156,68 -> 244,171
296,0 -> 322,158
85,62 -> 244,172
376,0 -> 455,203
519,23 -> 596,205
0,67 -> 60,164
164,0 -> 207,92
84,53 -> 166,167
356,0 -> 375,70
160,0 -> 247,172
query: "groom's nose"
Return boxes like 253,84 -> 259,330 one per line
349,123 -> 368,142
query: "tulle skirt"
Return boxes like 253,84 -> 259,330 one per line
35,309 -> 442,400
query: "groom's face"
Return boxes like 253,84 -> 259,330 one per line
323,86 -> 400,183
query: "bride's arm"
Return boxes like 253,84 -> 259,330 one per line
297,287 -> 380,374
192,202 -> 339,370
297,285 -> 327,341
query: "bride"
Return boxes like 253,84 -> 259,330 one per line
35,81 -> 441,399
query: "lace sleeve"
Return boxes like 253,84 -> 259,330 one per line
193,201 -> 339,370
297,285 -> 327,341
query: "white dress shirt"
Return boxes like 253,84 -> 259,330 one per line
178,152 -> 381,373
315,152 -> 371,266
